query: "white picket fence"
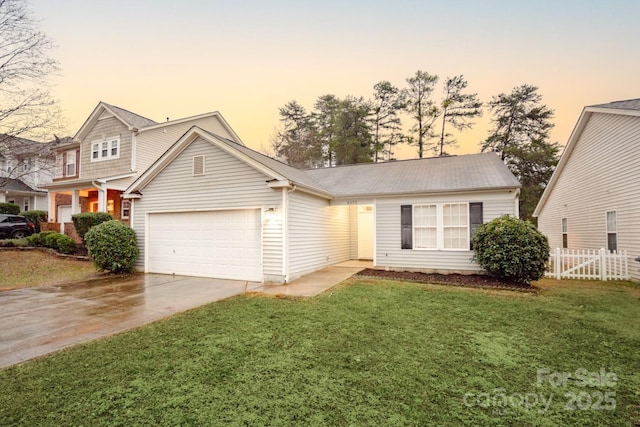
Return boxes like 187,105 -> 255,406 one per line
545,248 -> 629,281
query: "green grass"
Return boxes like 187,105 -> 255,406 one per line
0,250 -> 98,291
1,279 -> 639,426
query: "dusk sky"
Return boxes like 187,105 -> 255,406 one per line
32,0 -> 640,158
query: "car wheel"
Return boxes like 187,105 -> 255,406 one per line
11,230 -> 27,239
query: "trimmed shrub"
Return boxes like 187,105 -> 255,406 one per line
20,210 -> 48,232
25,231 -> 76,254
0,202 -> 20,215
25,231 -> 55,247
85,220 -> 138,273
472,215 -> 550,284
72,212 -> 113,241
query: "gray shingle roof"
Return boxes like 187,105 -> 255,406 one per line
103,102 -> 158,129
0,178 -> 44,193
305,152 -> 520,197
590,98 -> 640,111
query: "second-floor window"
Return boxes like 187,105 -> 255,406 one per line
66,151 -> 76,176
91,137 -> 120,162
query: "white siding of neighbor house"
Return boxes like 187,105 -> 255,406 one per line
135,115 -> 240,179
287,191 -> 351,280
537,112 -> 640,281
130,137 -> 283,280
376,190 -> 518,273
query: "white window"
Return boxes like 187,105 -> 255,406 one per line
91,137 -> 120,162
414,204 -> 437,249
121,200 -> 131,219
66,150 -> 76,176
561,218 -> 568,249
23,197 -> 29,212
21,159 -> 30,172
413,203 -> 469,250
443,203 -> 469,249
606,211 -> 617,252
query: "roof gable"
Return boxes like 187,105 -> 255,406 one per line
126,127 -> 331,197
74,102 -> 158,141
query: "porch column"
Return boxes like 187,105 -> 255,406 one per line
48,192 -> 56,221
97,187 -> 107,212
71,189 -> 80,214
0,192 -> 5,203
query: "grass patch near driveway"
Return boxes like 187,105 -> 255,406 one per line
0,250 -> 97,291
1,279 -> 639,425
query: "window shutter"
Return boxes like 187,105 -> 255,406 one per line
75,149 -> 80,176
62,152 -> 67,177
401,205 -> 412,249
469,202 -> 483,249
193,155 -> 205,176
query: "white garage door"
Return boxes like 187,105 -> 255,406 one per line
147,209 -> 262,281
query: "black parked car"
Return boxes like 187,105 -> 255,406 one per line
0,214 -> 36,239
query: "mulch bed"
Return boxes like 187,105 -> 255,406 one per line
354,268 -> 537,293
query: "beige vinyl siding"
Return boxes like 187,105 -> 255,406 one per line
375,190 -> 517,273
288,191 -> 350,280
135,116 -> 240,178
537,112 -> 640,280
131,137 -> 282,278
79,116 -> 132,179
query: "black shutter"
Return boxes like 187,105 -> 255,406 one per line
401,205 -> 412,249
469,202 -> 483,250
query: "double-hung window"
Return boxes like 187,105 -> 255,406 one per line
561,218 -> 568,248
91,137 -> 120,161
66,150 -> 76,176
606,211 -> 617,251
407,203 -> 473,251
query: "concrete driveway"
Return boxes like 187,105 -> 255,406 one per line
0,261 -> 367,369
0,274 -> 260,369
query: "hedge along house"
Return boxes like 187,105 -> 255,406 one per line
124,126 -> 521,283
44,102 -> 243,235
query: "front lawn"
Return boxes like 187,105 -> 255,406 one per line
1,279 -> 638,425
0,250 -> 98,291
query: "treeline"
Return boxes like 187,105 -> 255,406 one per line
271,72 -> 559,221
271,71 -> 482,168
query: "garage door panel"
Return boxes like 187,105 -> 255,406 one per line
147,210 -> 262,281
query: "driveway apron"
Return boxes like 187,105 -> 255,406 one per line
0,274 -> 255,368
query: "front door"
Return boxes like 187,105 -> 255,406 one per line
58,205 -> 72,234
357,205 -> 374,260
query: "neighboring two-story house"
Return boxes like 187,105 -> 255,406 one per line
0,135 -> 56,212
45,102 -> 243,233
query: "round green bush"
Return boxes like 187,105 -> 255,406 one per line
72,212 -> 113,241
85,220 -> 138,273
472,215 -> 550,284
26,231 -> 76,254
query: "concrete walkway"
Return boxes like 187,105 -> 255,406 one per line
0,261 -> 368,369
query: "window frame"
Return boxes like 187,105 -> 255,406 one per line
90,136 -> 120,162
412,202 -> 470,251
561,217 -> 568,249
606,211 -> 617,252
65,150 -> 76,177
121,200 -> 131,219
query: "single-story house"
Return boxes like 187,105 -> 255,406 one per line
124,127 -> 521,283
534,98 -> 640,281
